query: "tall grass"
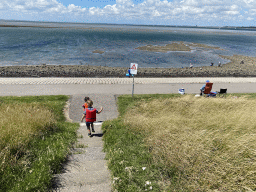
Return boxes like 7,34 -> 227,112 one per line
123,95 -> 256,191
103,94 -> 181,191
0,103 -> 56,162
0,96 -> 78,191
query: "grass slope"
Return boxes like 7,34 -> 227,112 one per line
102,94 -> 181,191
0,95 -> 79,192
103,93 -> 256,191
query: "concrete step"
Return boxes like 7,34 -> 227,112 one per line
62,159 -> 109,174
68,147 -> 106,161
77,139 -> 104,148
54,170 -> 111,190
54,182 -> 111,192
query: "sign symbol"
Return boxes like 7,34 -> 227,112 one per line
131,64 -> 137,70
130,63 -> 138,75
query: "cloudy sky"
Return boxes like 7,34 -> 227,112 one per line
0,0 -> 255,26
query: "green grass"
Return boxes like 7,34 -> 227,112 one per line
103,119 -> 162,191
102,93 -> 256,191
0,95 -> 79,192
102,94 -> 181,191
75,144 -> 87,148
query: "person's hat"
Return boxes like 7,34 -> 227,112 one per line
206,80 -> 210,83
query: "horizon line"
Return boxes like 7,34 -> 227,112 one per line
0,19 -> 255,29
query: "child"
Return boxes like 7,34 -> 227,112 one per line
82,97 -> 90,111
81,100 -> 103,137
81,97 -> 90,122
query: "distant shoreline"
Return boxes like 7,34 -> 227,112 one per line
0,55 -> 255,78
0,20 -> 255,31
0,25 -> 59,28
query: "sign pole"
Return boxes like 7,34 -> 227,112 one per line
132,74 -> 134,97
129,63 -> 138,97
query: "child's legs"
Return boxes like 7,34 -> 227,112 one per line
86,122 -> 91,133
91,123 -> 94,132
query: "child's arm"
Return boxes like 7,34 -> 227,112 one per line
97,107 -> 103,114
81,114 -> 85,122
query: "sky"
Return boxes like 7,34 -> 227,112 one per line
0,0 -> 255,26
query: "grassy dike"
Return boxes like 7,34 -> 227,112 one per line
102,94 -> 181,191
0,95 -> 79,192
102,94 -> 256,191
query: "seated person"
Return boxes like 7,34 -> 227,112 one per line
200,80 -> 210,96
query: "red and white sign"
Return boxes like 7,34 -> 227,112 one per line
130,63 -> 138,75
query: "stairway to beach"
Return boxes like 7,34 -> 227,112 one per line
54,94 -> 118,191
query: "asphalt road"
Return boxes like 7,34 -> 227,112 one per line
1,77 -> 256,96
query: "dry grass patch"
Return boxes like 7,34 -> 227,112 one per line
124,95 -> 256,191
136,42 -> 191,52
188,42 -> 221,50
0,103 -> 56,171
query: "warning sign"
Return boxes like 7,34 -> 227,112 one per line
130,63 -> 138,75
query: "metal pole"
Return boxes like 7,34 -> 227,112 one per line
132,74 -> 134,97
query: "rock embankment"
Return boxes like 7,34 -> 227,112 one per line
0,55 -> 255,78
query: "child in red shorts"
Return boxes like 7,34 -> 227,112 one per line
81,100 -> 103,137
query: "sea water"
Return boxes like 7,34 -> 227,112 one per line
0,20 -> 256,68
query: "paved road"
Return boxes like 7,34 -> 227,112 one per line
1,77 -> 256,192
1,77 -> 256,96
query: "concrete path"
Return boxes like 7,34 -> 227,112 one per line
54,93 -> 118,192
54,123 -> 111,192
1,77 -> 256,192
